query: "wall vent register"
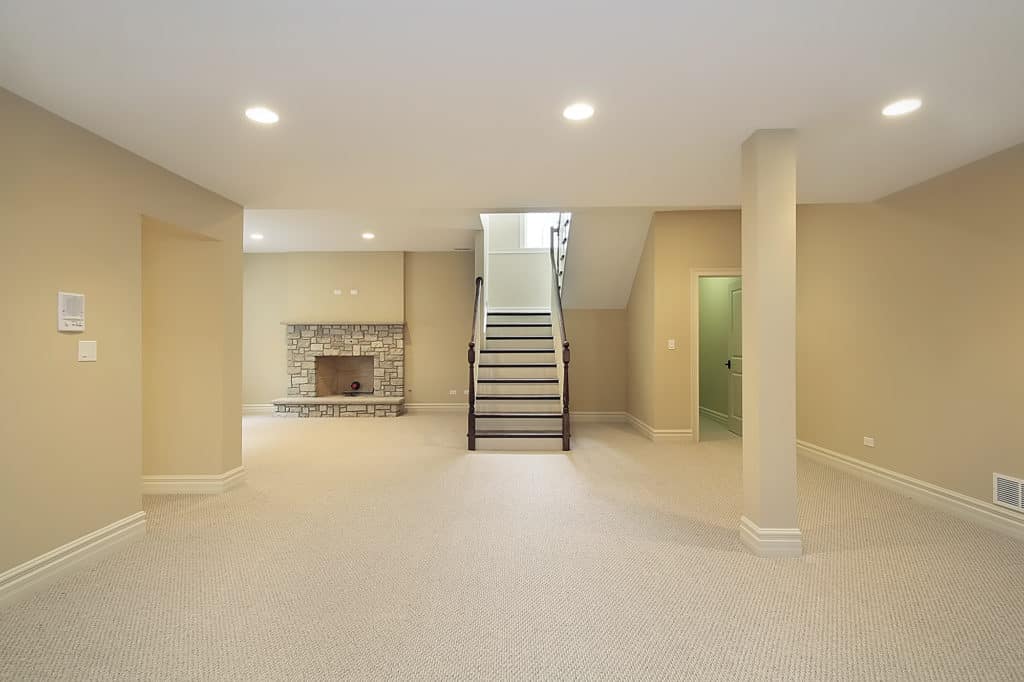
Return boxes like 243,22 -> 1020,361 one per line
993,473 -> 1024,513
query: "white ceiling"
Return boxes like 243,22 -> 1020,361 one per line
3,0 -> 1023,219
243,209 -> 480,253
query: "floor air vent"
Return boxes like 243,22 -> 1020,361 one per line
993,473 -> 1024,512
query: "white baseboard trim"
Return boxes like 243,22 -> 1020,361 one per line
797,440 -> 1024,541
242,403 -> 274,416
699,406 -> 728,424
405,402 -> 467,412
142,466 -> 247,495
739,515 -> 803,557
571,411 -> 628,423
625,413 -> 693,441
0,511 -> 146,607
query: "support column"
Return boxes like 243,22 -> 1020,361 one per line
739,130 -> 802,557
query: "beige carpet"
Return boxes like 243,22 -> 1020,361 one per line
1,413 -> 1022,680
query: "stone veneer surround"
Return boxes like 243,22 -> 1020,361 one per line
276,323 -> 405,417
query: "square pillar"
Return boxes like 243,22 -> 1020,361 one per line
739,130 -> 802,557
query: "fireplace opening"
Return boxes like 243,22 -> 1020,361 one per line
315,356 -> 374,396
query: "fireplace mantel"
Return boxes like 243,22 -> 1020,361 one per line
280,321 -> 404,326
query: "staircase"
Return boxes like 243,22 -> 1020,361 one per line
467,214 -> 572,450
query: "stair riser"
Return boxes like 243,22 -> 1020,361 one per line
478,366 -> 558,380
477,383 -> 560,396
475,417 -> 564,431
472,437 -> 565,452
485,326 -> 553,337
474,400 -> 561,412
480,352 -> 556,364
483,338 -> 554,350
486,314 -> 552,324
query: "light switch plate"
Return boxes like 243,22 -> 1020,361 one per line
78,340 -> 97,362
863,436 -> 875,447
667,339 -> 677,350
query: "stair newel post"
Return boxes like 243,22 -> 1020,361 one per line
562,342 -> 571,451
468,341 -> 477,451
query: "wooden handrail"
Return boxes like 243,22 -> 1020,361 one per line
549,229 -> 569,345
469,275 -> 484,347
549,224 -> 571,450
467,276 -> 484,450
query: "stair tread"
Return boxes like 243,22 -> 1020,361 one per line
475,412 -> 563,418
476,394 -> 560,400
478,378 -> 558,383
487,336 -> 554,340
475,430 -> 564,438
486,323 -> 552,327
480,349 -> 553,353
488,312 -> 551,316
479,363 -> 557,368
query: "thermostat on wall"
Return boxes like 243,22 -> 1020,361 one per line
58,291 -> 85,332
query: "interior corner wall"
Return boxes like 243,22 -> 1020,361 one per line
563,309 -> 628,413
242,251 -> 475,407
626,220 -> 656,425
796,143 -> 1024,504
650,210 -> 742,431
0,88 -> 242,574
403,251 -> 476,405
698,276 -> 740,416
142,219 -> 226,476
242,252 -> 405,405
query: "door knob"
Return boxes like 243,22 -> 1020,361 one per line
725,359 -> 732,369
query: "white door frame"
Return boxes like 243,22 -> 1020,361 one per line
690,267 -> 742,443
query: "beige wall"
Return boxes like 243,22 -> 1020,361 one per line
623,144 -> 1024,506
699,276 -> 740,416
563,309 -> 628,413
242,255 -> 289,406
626,211 -> 742,430
242,252 -> 404,404
626,221 -> 656,425
281,252 -> 404,323
243,251 -> 476,405
143,219 -> 229,475
243,251 -> 624,411
797,143 -> 1024,503
404,252 -> 476,405
0,88 -> 242,573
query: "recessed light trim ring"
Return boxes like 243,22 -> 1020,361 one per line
245,106 -> 279,124
882,98 -> 922,117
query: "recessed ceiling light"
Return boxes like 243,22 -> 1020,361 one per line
882,98 -> 922,117
249,233 -> 264,240
563,102 -> 595,121
361,232 -> 375,240
245,106 -> 279,124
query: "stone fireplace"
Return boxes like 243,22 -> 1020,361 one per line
272,323 -> 405,417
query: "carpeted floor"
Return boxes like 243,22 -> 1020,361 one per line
1,413 -> 1022,680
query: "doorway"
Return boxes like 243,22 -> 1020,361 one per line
691,270 -> 742,442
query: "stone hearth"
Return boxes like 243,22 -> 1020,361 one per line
273,323 -> 405,418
